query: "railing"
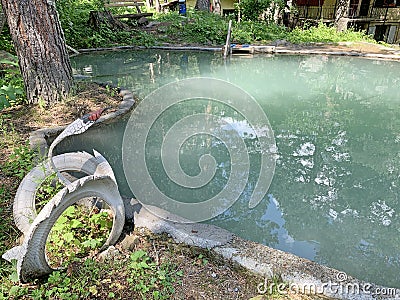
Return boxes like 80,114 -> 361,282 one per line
295,4 -> 400,21
347,3 -> 368,17
295,5 -> 336,20
370,7 -> 389,19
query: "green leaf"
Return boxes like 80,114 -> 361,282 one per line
63,206 -> 75,217
0,59 -> 19,67
130,250 -> 147,262
0,95 -> 10,109
82,239 -> 100,248
8,286 -> 20,296
55,215 -> 68,226
8,271 -> 19,283
70,219 -> 82,229
63,232 -> 74,243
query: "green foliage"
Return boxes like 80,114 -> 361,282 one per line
128,250 -> 183,299
57,0 -> 106,48
56,0 -> 156,48
0,25 -> 15,54
24,259 -> 104,299
4,143 -> 36,179
195,254 -> 209,266
0,54 -> 27,109
232,21 -> 287,43
153,10 -> 288,45
287,22 -> 376,44
154,10 -> 228,45
237,0 -> 284,22
54,2 -> 378,49
46,205 -> 113,267
181,11 -> 228,45
0,84 -> 25,109
35,174 -> 64,210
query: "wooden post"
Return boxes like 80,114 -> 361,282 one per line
223,20 -> 232,59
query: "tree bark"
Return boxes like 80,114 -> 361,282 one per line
212,0 -> 221,14
1,0 -> 73,106
88,10 -> 130,31
334,0 -> 350,30
0,5 -> 5,33
155,0 -> 161,12
195,0 -> 210,11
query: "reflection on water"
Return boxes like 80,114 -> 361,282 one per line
66,50 -> 400,287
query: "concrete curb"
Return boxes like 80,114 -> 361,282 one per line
73,44 -> 400,61
274,48 -> 400,61
131,200 -> 400,300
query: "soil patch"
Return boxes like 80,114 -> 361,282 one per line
0,82 -> 122,139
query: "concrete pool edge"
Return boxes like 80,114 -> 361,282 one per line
73,43 -> 400,61
130,199 -> 400,300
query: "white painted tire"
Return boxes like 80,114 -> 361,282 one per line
13,152 -> 101,234
3,175 -> 125,282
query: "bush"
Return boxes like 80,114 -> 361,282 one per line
237,0 -> 284,22
232,21 -> 287,43
0,53 -> 26,110
287,22 -> 376,44
154,10 -> 229,45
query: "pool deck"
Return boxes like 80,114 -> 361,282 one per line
273,41 -> 400,61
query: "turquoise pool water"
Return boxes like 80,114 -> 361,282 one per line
65,50 -> 400,288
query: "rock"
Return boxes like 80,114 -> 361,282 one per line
98,246 -> 119,262
145,21 -> 160,28
120,234 -> 139,251
274,39 -> 288,46
137,17 -> 148,26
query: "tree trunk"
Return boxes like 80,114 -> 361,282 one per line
1,0 -> 73,106
195,0 -> 210,11
0,5 -> 5,33
155,0 -> 161,12
334,0 -> 350,30
212,0 -> 221,14
88,10 -> 130,31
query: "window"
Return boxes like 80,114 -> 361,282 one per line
374,0 -> 397,7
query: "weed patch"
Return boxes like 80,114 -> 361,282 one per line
46,205 -> 113,268
287,22 -> 376,44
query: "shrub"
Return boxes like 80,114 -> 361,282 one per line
287,22 -> 376,44
232,21 -> 287,43
0,54 -> 26,109
237,0 -> 284,22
